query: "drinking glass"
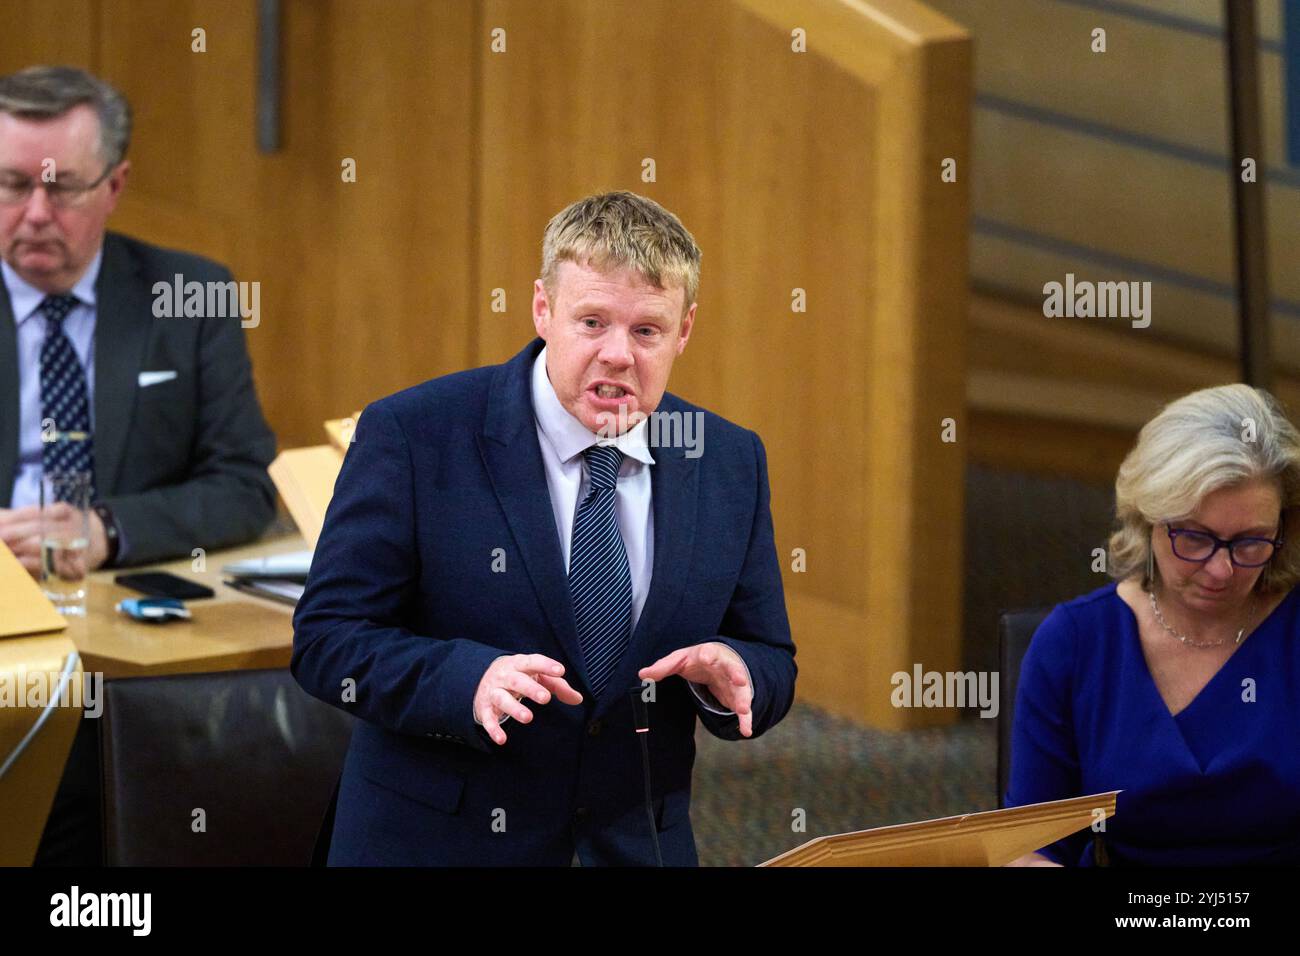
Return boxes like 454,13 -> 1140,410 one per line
40,469 -> 93,616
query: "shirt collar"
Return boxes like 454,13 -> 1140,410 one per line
3,244 -> 103,326
531,345 -> 654,467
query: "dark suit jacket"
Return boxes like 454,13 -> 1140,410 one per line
291,337 -> 797,865
0,231 -> 277,565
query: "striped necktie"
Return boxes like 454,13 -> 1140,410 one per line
569,444 -> 633,697
39,293 -> 96,498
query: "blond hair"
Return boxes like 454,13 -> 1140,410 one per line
540,191 -> 701,310
1108,384 -> 1300,593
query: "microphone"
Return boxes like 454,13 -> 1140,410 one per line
629,686 -> 663,867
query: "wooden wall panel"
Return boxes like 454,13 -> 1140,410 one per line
10,0 -> 478,451
0,0 -> 98,74
98,1 -> 253,277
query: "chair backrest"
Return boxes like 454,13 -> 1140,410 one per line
102,667 -> 353,865
997,609 -> 1050,808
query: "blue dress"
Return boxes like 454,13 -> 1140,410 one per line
1005,582 -> 1300,865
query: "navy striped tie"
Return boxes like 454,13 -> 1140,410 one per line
39,294 -> 95,498
569,444 -> 632,697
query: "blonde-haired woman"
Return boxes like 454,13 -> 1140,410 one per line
1006,384 -> 1300,865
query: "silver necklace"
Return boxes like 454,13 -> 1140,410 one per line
1147,588 -> 1247,648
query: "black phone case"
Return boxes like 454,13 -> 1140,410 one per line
114,572 -> 215,601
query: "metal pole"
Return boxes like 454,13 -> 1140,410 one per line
1224,0 -> 1272,388
257,0 -> 282,154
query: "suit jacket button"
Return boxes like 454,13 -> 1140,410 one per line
587,720 -> 603,736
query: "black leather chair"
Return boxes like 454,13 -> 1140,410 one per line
997,609 -> 1050,808
101,668 -> 353,865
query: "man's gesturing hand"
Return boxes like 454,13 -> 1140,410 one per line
639,642 -> 754,738
473,654 -> 583,746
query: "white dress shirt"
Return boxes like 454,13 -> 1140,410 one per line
530,345 -> 655,628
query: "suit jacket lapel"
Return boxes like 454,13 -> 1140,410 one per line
596,406 -> 699,716
92,233 -> 154,497
477,338 -> 591,693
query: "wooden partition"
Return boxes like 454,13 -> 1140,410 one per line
1,0 -> 971,729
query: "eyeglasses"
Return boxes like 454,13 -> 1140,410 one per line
1165,524 -> 1284,568
0,162 -> 114,209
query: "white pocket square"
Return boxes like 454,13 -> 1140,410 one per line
138,370 -> 178,388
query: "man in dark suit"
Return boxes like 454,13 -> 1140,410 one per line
293,191 -> 796,865
0,65 -> 276,574
0,65 -> 276,867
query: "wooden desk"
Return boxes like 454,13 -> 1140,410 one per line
65,533 -> 306,679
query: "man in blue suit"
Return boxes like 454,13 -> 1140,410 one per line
292,191 -> 796,865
